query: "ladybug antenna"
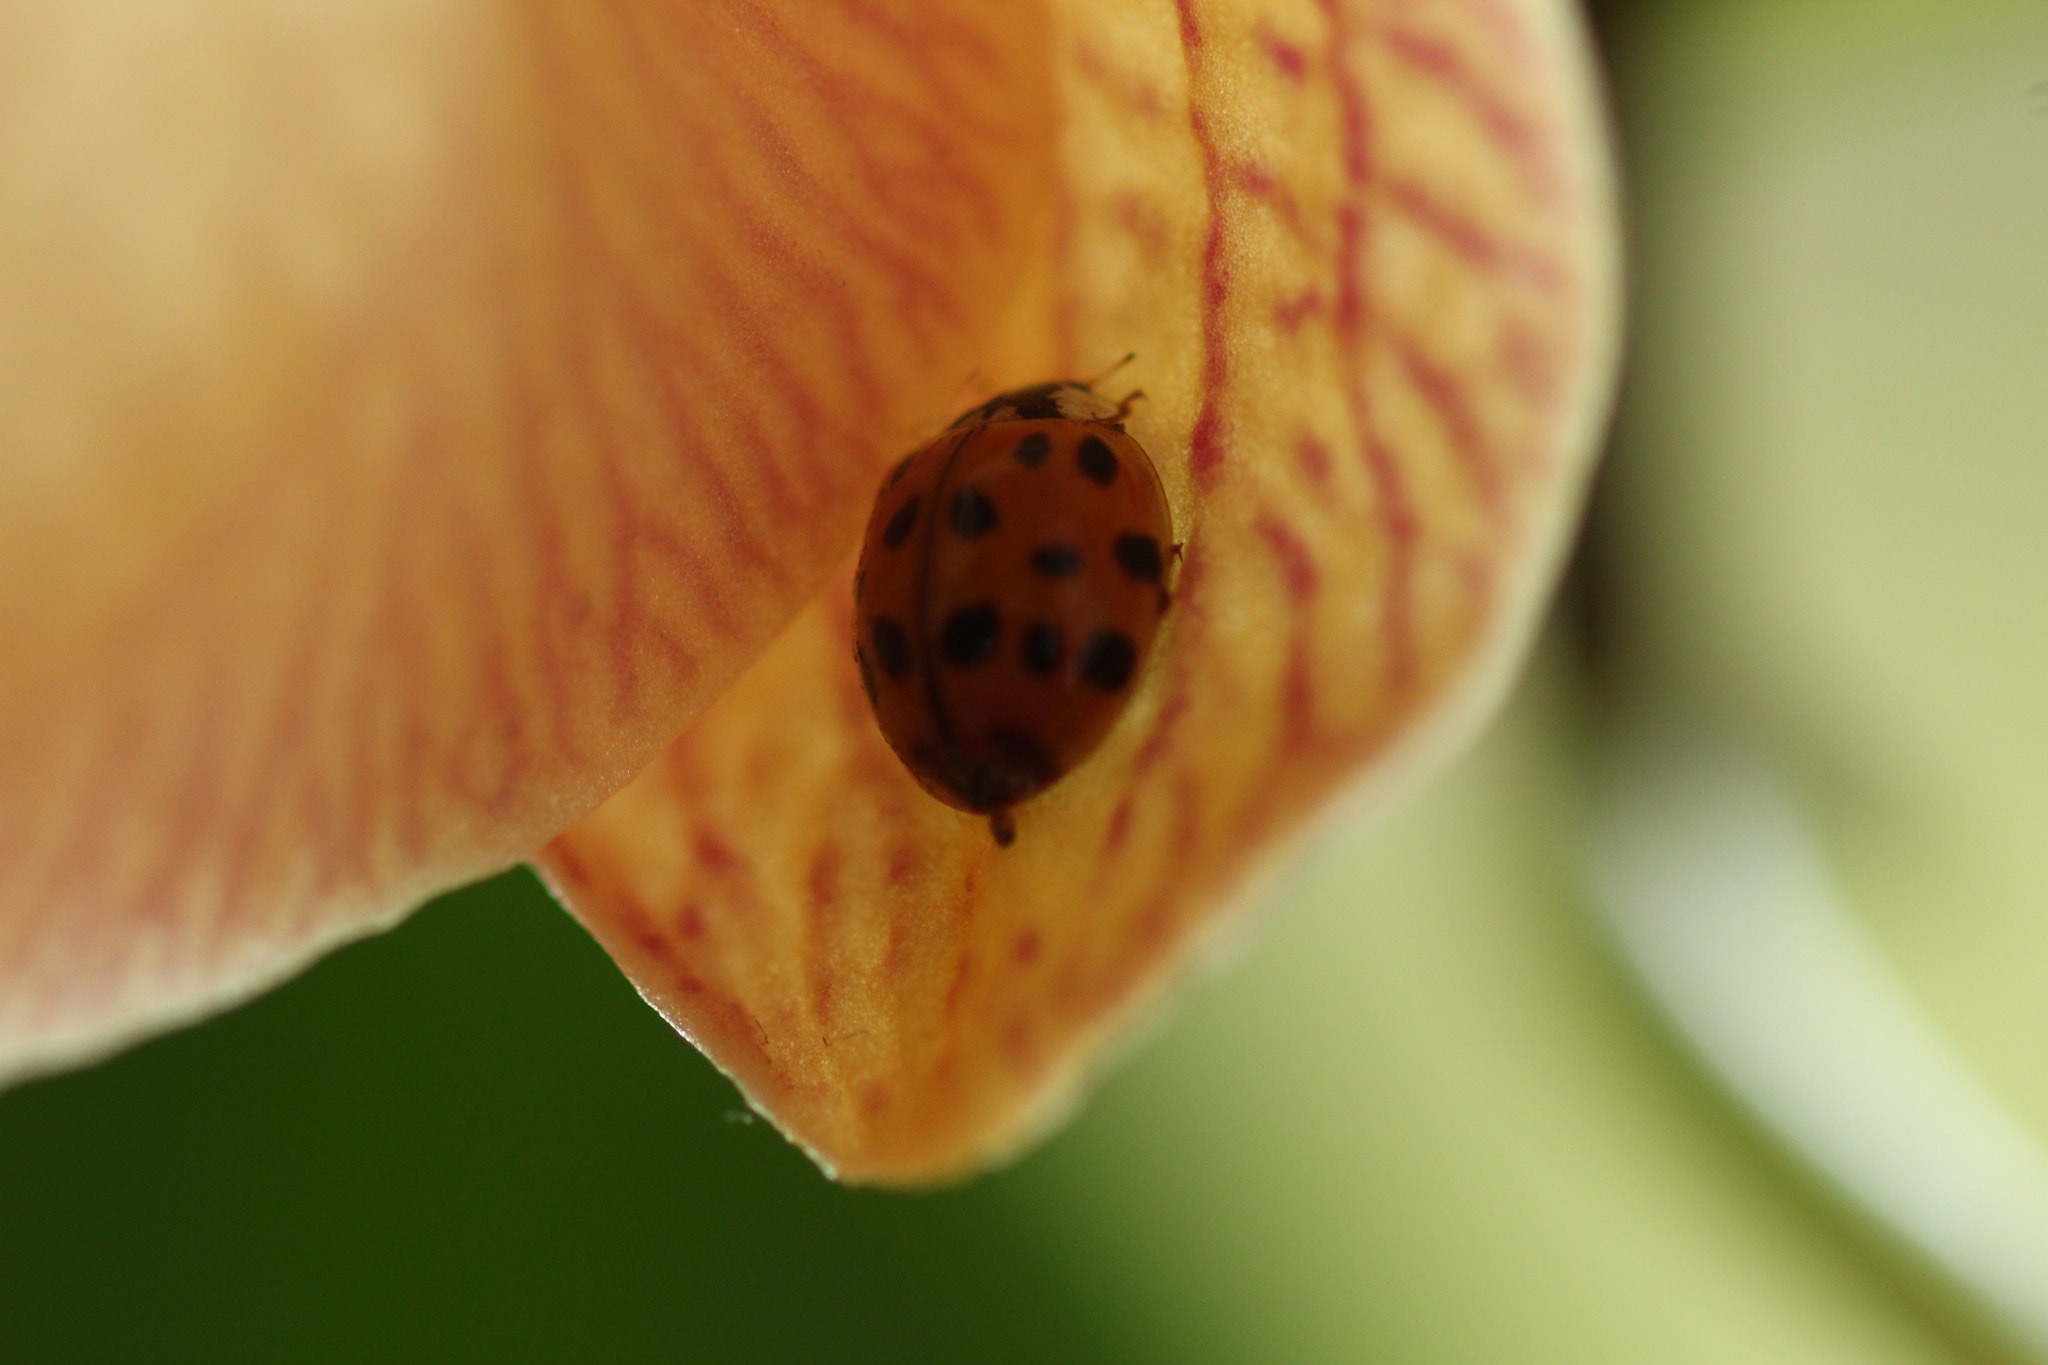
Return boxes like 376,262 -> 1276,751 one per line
1080,352 -> 1137,389
1110,388 -> 1147,423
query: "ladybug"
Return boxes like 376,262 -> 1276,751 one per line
853,374 -> 1176,847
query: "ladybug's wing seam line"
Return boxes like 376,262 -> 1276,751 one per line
917,424 -> 983,779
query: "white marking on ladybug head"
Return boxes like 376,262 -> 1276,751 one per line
1050,383 -> 1121,422
952,381 -> 1126,429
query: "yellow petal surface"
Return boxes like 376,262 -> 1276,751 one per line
0,3 -> 1049,1078
543,0 -> 1619,1182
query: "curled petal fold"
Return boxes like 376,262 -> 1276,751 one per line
0,3 -> 1051,1078
544,0 -> 1619,1182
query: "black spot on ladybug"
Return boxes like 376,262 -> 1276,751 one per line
1021,622 -> 1063,675
882,495 -> 921,549
886,453 -> 915,488
1078,630 -> 1137,691
940,602 -> 1001,666
1030,544 -> 1082,578
950,487 -> 998,538
1113,532 -> 1163,582
1013,432 -> 1052,467
872,617 -> 913,679
1078,436 -> 1119,485
855,646 -> 879,705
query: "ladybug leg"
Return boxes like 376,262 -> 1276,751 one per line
1157,542 -> 1184,614
1109,388 -> 1147,423
988,808 -> 1017,848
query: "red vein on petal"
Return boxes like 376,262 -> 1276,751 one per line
384,532 -> 434,864
1378,173 -> 1566,292
311,647 -> 377,910
1394,331 -> 1505,514
1112,193 -> 1173,269
595,189 -> 851,588
633,519 -> 743,642
1073,40 -> 1168,124
1255,511 -> 1321,603
833,0 -> 1002,71
443,592 -> 527,820
1256,511 -> 1326,756
589,184 -> 819,556
1232,160 -> 1309,245
1258,24 -> 1310,84
506,385 -> 585,774
772,0 -> 1015,145
1175,0 -> 1234,489
29,704 -> 127,936
601,15 -> 953,448
1450,0 -> 1544,82
1104,795 -> 1135,856
547,838 -> 591,890
445,480 -> 540,825
211,528 -> 344,946
1377,20 -> 1555,204
1363,432 -> 1421,692
1323,0 -> 1418,693
700,89 -> 898,402
554,156 -> 828,654
636,251 -> 832,530
1492,314 -> 1553,409
1295,432 -> 1334,489
734,3 -> 1007,256
1273,286 -> 1324,336
130,648 -> 233,935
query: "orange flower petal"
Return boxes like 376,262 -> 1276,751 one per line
543,0 -> 1619,1182
0,4 -> 1050,1078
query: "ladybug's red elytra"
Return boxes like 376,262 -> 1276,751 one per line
854,375 -> 1176,847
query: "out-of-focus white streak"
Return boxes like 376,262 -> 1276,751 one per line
1595,735 -> 2048,1358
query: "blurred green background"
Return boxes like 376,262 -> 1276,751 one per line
8,1 -> 2048,1360
0,667 -> 1986,1365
